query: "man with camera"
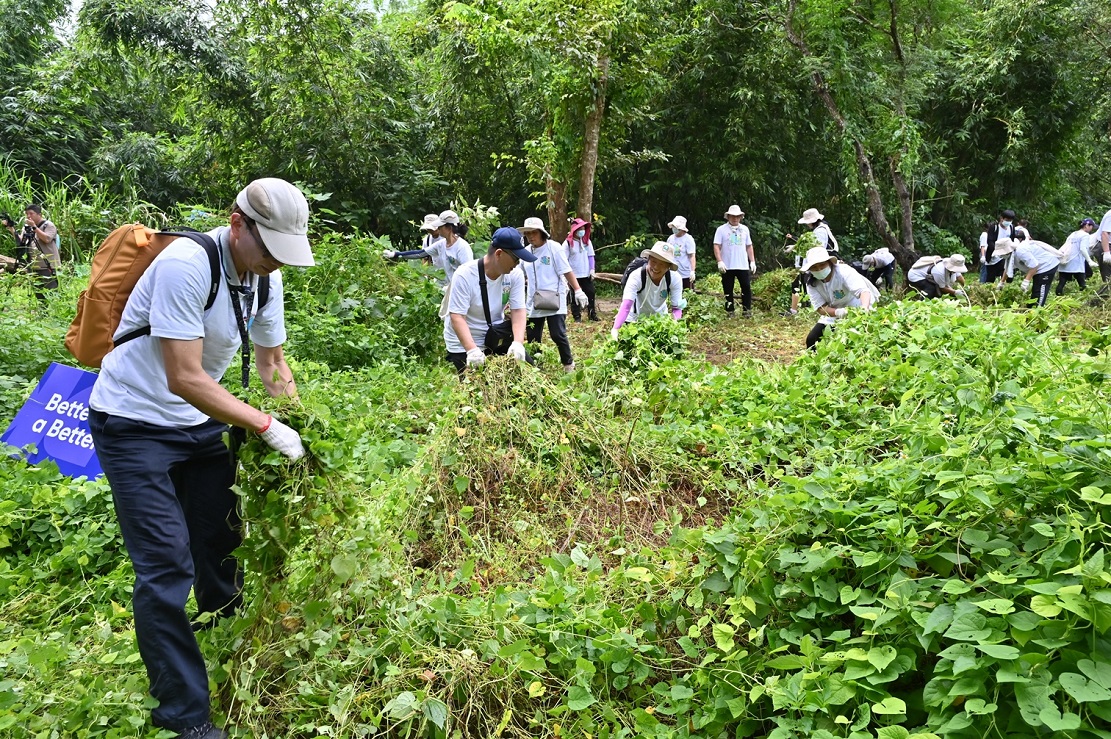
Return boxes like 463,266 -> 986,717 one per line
3,204 -> 60,297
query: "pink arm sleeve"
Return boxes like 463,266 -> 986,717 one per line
588,255 -> 595,272
614,299 -> 634,329
672,308 -> 683,320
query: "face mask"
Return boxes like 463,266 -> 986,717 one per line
811,266 -> 832,281
575,229 -> 585,239
670,226 -> 679,235
1002,220 -> 1012,226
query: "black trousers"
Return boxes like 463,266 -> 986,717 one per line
1098,257 -> 1111,283
87,410 -> 241,731
806,322 -> 831,350
1056,271 -> 1086,295
1030,269 -> 1056,307
569,276 -> 597,320
865,263 -> 896,291
909,279 -> 939,299
723,269 -> 752,312
527,314 -> 574,366
983,260 -> 1006,283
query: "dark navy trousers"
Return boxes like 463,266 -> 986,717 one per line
88,410 -> 242,731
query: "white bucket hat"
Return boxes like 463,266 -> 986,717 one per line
438,209 -> 460,226
943,254 -> 968,273
647,241 -> 679,270
419,213 -> 441,232
724,205 -> 745,218
236,178 -> 315,267
800,246 -> 836,272
667,215 -> 688,232
992,239 -> 1016,257
798,208 -> 825,225
517,216 -> 549,237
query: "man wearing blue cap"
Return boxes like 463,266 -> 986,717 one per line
1058,217 -> 1096,295
443,226 -> 535,373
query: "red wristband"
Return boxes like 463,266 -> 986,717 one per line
258,415 -> 273,434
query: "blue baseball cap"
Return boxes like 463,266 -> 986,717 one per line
1081,217 -> 1097,228
491,226 -> 537,262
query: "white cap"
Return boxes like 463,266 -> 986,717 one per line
668,216 -> 688,232
517,216 -> 550,237
236,178 -> 314,267
438,209 -> 461,226
647,241 -> 679,269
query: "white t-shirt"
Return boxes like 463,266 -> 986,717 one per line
668,233 -> 697,278
423,234 -> 446,271
813,223 -> 838,252
432,237 -> 473,286
1013,242 -> 1059,275
565,238 -> 594,278
622,266 -> 683,319
1098,210 -> 1111,251
929,263 -> 962,290
525,239 -> 572,317
90,228 -> 287,427
1062,229 -> 1089,273
806,264 -> 879,319
906,260 -> 936,283
443,259 -> 526,354
713,223 -> 752,270
867,248 -> 895,268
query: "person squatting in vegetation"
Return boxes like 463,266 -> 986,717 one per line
861,247 -> 897,291
1056,218 -> 1097,295
1011,237 -> 1060,307
799,245 -> 878,349
667,215 -> 697,291
610,241 -> 686,339
383,210 -> 472,286
1095,208 -> 1111,283
3,203 -> 60,299
443,226 -> 534,374
519,217 -> 589,372
714,205 -> 756,317
86,178 -> 315,739
565,217 -> 599,322
783,208 -> 839,316
906,254 -> 969,300
980,208 -> 1020,284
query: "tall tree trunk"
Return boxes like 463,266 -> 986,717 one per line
546,173 -> 569,243
576,53 -> 610,230
890,158 -> 916,254
784,0 -> 918,275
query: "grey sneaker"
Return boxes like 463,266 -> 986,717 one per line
177,722 -> 228,739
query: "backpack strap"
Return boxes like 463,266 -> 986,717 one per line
477,257 -> 493,328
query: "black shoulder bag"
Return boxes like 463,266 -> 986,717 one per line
477,258 -> 514,354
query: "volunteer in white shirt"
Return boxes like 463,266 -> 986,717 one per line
861,247 -> 897,291
981,209 -> 1018,284
86,178 -> 315,739
907,255 -> 969,299
784,208 -> 839,315
382,213 -> 448,282
1012,238 -> 1060,307
443,227 -> 533,374
798,246 -> 878,349
1096,208 -> 1111,283
565,217 -> 598,322
1057,217 -> 1096,295
518,217 -> 589,372
667,215 -> 697,290
610,241 -> 686,338
713,205 -> 755,317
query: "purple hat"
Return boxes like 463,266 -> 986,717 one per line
1081,217 -> 1097,228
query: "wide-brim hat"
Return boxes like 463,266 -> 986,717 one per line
800,246 -> 836,272
992,238 -> 1017,257
517,216 -> 549,237
491,226 -> 537,262
943,254 -> 968,273
668,215 -> 688,231
236,178 -> 315,267
647,241 -> 679,270
419,213 -> 441,232
798,208 -> 824,225
724,205 -> 745,218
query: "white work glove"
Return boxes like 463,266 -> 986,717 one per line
955,289 -> 968,298
590,270 -> 596,279
834,308 -> 848,318
466,348 -> 486,366
610,327 -> 620,341
1021,279 -> 1031,292
382,249 -> 398,259
574,289 -> 589,308
750,260 -> 757,274
717,261 -> 726,274
1103,252 -> 1111,265
259,417 -> 305,460
508,341 -> 526,361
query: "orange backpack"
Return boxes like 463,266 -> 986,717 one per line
65,225 -> 222,367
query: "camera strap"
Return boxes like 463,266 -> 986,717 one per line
228,280 -> 255,390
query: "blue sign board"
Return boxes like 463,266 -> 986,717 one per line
1,362 -> 102,479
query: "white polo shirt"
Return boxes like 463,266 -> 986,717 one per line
1013,242 -> 1059,275
443,259 -> 526,354
806,264 -> 879,321
713,223 -> 752,270
90,227 -> 287,427
525,239 -> 572,318
432,237 -> 473,286
929,263 -> 962,290
622,266 -> 683,319
1062,230 -> 1089,273
668,233 -> 697,278
566,238 -> 594,278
